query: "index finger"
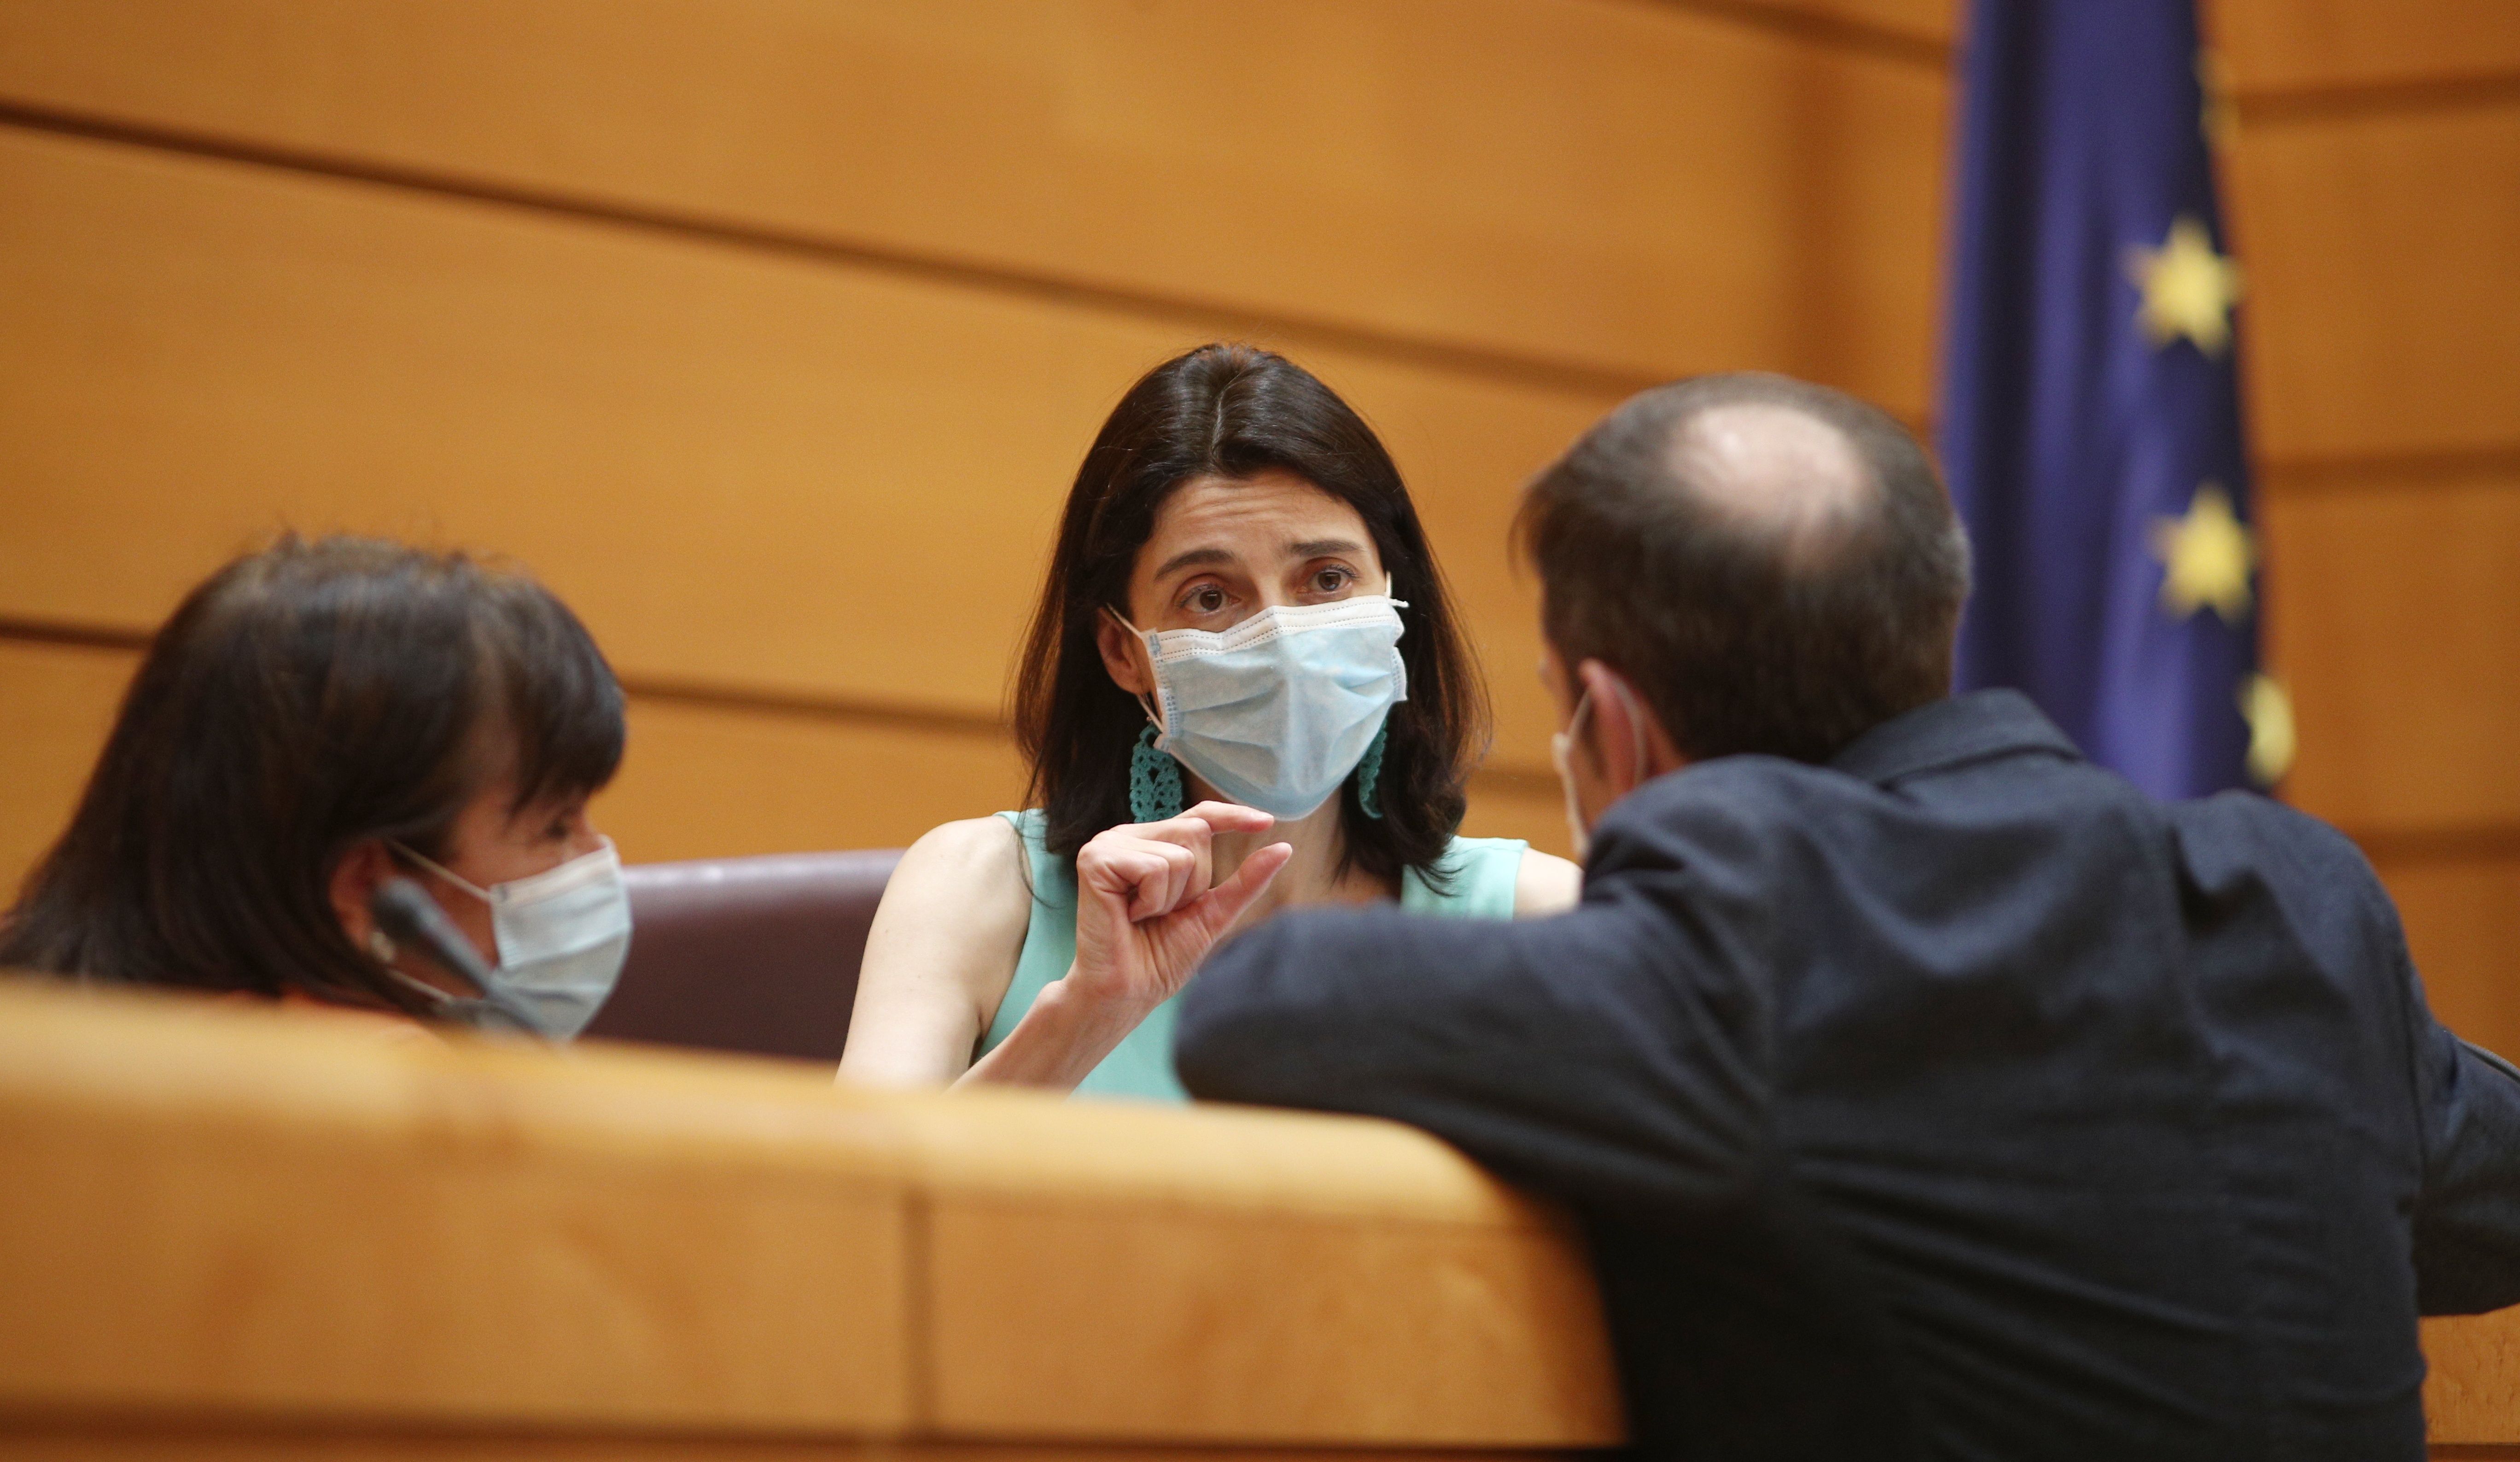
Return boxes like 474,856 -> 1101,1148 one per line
1177,801 -> 1277,836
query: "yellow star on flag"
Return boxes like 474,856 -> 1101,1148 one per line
2127,215 -> 2242,356
2239,673 -> 2296,787
2151,482 -> 2255,623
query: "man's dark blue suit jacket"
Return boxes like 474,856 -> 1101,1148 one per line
1174,690 -> 2520,1461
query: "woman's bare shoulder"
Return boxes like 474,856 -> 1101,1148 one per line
897,814 -> 1027,881
1512,848 -> 1583,918
881,815 -> 1033,937
872,816 -> 1038,963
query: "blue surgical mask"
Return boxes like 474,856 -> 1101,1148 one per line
389,838 -> 633,1040
1114,592 -> 1409,820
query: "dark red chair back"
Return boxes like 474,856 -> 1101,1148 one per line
583,850 -> 903,1063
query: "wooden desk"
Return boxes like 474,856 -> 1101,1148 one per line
0,979 -> 1616,1459
1,978 -> 2515,1458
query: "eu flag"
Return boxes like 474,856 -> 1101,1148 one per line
1939,0 -> 2287,799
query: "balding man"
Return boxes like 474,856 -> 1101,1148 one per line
1171,374 -> 2520,1461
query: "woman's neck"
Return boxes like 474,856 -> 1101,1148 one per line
1188,778 -> 1396,924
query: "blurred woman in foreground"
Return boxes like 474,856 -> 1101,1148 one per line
0,535 -> 632,1038
842,344 -> 1580,1100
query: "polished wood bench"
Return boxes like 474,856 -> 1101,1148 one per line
1,977 -> 2514,1459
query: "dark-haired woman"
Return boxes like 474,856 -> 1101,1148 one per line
0,535 -> 633,1037
842,344 -> 1579,1100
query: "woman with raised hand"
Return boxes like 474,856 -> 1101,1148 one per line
840,343 -> 1580,1099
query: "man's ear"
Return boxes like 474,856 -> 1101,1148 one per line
1575,660 -> 1686,786
1096,609 -> 1154,699
328,839 -> 394,955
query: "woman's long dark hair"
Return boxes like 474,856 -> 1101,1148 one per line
0,534 -> 624,1013
1015,344 -> 1487,885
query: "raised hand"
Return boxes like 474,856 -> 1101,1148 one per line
1069,801 -> 1294,1016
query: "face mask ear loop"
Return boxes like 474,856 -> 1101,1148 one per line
370,935 -> 548,1037
380,962 -> 458,1014
1102,605 -> 1168,734
1608,674 -> 1651,794
1564,674 -> 1650,795
1561,687 -> 1601,783
1552,687 -> 1596,861
387,840 -> 492,904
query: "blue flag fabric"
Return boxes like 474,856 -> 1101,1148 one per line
1940,0 -> 2273,799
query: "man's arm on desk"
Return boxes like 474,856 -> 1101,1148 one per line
1172,887 -> 1767,1215
2415,1010 -> 2520,1315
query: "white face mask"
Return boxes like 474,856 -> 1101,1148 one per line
391,837 -> 632,1040
1552,689 -> 1597,864
1551,677 -> 1650,865
1115,592 -> 1409,820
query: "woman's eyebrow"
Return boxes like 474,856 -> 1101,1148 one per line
1287,537 -> 1367,559
1153,546 -> 1235,579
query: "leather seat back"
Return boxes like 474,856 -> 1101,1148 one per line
583,850 -> 903,1063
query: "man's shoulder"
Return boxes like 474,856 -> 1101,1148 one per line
2167,790 -> 2381,890
2167,791 -> 2399,947
1618,752 -> 1870,822
1592,748 -> 2011,853
1589,755 -> 1824,858
1579,754 -> 1924,894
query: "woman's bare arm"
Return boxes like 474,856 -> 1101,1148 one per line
837,816 -> 1032,1088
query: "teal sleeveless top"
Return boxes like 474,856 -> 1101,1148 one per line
977,810 -> 1527,1101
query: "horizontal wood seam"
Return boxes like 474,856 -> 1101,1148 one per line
1635,0 -> 2520,125
10,108 -> 2510,474
0,617 -> 145,655
0,1408 -> 891,1445
1630,0 -> 1948,69
0,618 -> 1585,792
2236,70 -> 2520,126
2347,825 -> 2520,868
623,675 -> 1014,742
0,616 -> 1013,740
0,103 -> 1659,406
0,1410 -> 1575,1455
2258,444 -> 2520,495
12,622 -> 2520,839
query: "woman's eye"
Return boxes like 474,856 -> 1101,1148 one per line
1312,567 -> 1352,594
1185,586 -> 1227,614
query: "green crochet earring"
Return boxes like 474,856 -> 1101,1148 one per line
1354,721 -> 1390,820
1129,724 -> 1184,822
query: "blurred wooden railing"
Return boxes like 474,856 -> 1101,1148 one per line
0,978 -> 1618,1458
2,976 -> 2516,1458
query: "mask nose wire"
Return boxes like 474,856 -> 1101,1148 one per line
1103,575 -> 1404,735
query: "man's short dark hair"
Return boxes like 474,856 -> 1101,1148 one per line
1517,372 -> 1972,765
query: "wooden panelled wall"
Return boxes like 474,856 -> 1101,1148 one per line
0,2 -> 2516,1043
